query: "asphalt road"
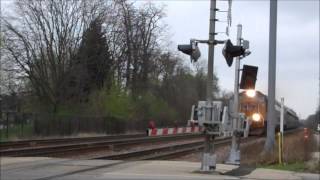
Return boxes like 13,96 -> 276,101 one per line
1,157 -> 319,180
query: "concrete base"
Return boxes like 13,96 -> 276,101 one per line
226,149 -> 240,165
1,157 -> 319,180
200,153 -> 216,171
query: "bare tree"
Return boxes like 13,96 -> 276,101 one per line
1,0 -> 221,128
2,0 -> 108,111
113,1 -> 166,95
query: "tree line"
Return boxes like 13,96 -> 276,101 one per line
303,107 -> 320,131
1,0 -> 220,129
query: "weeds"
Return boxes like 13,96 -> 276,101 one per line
240,130 -> 318,173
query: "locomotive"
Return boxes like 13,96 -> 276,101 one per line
239,90 -> 300,135
188,90 -> 300,136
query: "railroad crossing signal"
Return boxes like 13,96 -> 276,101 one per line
240,65 -> 258,89
222,39 -> 245,67
177,40 -> 201,62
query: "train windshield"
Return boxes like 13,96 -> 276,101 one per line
241,103 -> 259,112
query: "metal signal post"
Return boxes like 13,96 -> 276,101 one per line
226,24 -> 242,165
177,0 -> 251,171
201,0 -> 217,171
278,97 -> 284,164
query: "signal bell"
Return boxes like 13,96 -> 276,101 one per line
240,65 -> 258,89
222,39 -> 245,67
177,40 -> 201,62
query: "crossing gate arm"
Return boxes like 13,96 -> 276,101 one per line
147,126 -> 203,136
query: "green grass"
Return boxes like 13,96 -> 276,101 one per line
0,124 -> 34,141
259,162 -> 306,172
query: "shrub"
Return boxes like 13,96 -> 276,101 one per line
131,93 -> 178,129
88,85 -> 133,120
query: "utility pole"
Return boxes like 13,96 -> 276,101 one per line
265,0 -> 277,152
226,24 -> 242,165
201,0 -> 217,171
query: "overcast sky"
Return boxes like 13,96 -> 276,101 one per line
149,0 -> 319,119
1,0 -> 319,119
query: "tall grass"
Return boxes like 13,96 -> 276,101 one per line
169,129 -> 318,173
241,130 -> 317,173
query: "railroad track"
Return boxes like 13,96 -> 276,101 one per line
1,128 -> 301,159
0,133 -> 145,150
0,133 -> 202,157
93,128 -> 303,161
94,137 -> 232,160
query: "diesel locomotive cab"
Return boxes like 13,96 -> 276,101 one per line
239,91 -> 267,132
188,91 -> 299,136
239,90 -> 299,135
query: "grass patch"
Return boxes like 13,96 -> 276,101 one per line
0,124 -> 34,141
259,162 -> 306,172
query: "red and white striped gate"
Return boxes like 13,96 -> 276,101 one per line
147,126 -> 203,136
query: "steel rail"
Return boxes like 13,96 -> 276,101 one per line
94,128 -> 302,161
0,133 -> 202,157
94,138 -> 232,160
0,133 -> 145,150
152,128 -> 302,160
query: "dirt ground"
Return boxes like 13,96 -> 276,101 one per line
171,129 -> 319,173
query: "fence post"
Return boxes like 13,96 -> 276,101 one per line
69,118 -> 72,135
33,113 -> 37,135
6,112 -> 9,138
104,118 -> 106,134
303,128 -> 309,161
78,117 -> 81,134
21,113 -> 24,137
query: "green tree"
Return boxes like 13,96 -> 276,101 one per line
69,18 -> 113,101
153,56 -> 220,122
305,108 -> 320,131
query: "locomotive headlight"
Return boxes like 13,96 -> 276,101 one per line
252,113 -> 261,122
246,89 -> 256,98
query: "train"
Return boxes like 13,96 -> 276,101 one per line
239,90 -> 300,135
188,90 -> 300,136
